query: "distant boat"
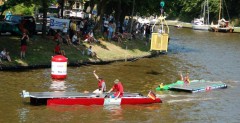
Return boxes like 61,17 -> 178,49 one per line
192,0 -> 210,30
209,0 -> 234,32
175,23 -> 183,28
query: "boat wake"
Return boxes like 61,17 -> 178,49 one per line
156,94 -> 195,98
167,97 -> 214,104
157,93 -> 215,104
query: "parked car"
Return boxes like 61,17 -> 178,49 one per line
0,15 -> 36,36
69,9 -> 85,18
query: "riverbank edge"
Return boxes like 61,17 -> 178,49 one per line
0,53 -> 162,71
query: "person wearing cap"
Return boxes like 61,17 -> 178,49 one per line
107,79 -> 124,99
93,70 -> 106,95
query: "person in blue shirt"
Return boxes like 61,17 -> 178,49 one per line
4,11 -> 12,21
108,21 -> 114,41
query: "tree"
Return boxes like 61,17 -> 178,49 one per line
1,0 -> 55,37
2,0 -> 240,33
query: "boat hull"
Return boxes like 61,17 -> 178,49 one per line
209,26 -> 234,32
21,91 -> 162,106
192,24 -> 210,30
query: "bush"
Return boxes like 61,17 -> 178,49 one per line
22,8 -> 32,15
9,4 -> 34,16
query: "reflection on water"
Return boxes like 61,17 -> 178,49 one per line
104,105 -> 123,121
1,27 -> 240,122
50,80 -> 67,92
18,108 -> 29,123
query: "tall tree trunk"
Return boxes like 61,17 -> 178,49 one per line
60,0 -> 64,18
115,0 -> 122,31
119,5 -> 128,31
130,0 -> 135,33
41,0 -> 48,37
95,0 -> 107,31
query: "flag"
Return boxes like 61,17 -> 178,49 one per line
148,91 -> 156,100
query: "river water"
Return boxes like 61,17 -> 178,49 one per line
1,27 -> 240,123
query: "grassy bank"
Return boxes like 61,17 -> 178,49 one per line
0,35 -> 151,69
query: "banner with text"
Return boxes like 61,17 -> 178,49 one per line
50,17 -> 70,30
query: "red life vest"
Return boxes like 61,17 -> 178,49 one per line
98,80 -> 105,89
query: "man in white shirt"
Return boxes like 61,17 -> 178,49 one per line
72,33 -> 79,45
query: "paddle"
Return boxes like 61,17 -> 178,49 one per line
104,92 -> 111,98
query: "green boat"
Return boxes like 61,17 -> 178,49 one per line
156,80 -> 227,93
156,80 -> 185,91
156,80 -> 208,91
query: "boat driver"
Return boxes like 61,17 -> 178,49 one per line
107,79 -> 124,99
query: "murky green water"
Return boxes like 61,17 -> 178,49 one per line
1,27 -> 240,122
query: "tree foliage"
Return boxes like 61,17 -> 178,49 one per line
2,0 -> 240,33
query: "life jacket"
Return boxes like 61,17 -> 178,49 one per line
98,80 -> 105,90
160,83 -> 164,89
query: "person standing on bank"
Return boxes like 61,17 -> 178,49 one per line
93,70 -> 107,95
107,79 -> 124,99
20,32 -> 29,59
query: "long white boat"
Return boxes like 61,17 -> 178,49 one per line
21,90 -> 162,106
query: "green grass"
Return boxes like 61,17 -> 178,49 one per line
0,35 -> 151,68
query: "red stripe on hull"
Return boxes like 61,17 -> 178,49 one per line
47,98 -> 105,106
121,98 -> 162,105
47,97 -> 162,106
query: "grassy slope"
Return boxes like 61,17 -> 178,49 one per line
0,35 -> 151,68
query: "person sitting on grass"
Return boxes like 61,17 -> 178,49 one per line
53,30 -> 62,43
112,32 -> 122,44
0,48 -> 12,62
63,34 -> 72,46
85,30 -> 98,44
87,46 -> 97,58
54,42 -> 65,56
72,33 -> 80,45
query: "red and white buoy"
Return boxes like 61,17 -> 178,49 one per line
51,55 -> 68,80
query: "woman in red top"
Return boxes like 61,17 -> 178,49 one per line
93,70 -> 106,94
107,79 -> 124,98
